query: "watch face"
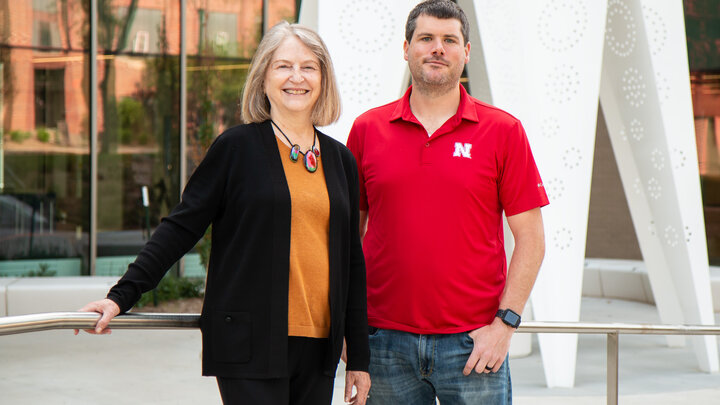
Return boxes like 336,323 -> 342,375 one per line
504,311 -> 520,326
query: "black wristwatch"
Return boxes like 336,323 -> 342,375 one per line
496,308 -> 521,328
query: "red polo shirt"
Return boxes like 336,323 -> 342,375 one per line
347,85 -> 548,334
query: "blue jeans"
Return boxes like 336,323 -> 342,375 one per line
367,328 -> 512,405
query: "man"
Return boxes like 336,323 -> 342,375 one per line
346,0 -> 548,403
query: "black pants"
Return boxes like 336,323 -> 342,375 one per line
216,337 -> 334,405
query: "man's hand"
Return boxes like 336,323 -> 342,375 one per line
463,318 -> 515,375
461,206 -> 543,375
345,370 -> 371,405
73,299 -> 121,335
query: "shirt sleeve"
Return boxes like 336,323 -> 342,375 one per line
498,121 -> 549,217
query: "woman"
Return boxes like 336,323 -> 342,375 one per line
77,21 -> 371,405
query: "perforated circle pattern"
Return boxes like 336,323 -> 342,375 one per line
545,177 -> 565,200
622,68 -> 646,108
538,0 -> 588,52
339,65 -> 381,107
647,177 -> 662,200
338,1 -> 396,54
552,227 -> 573,250
650,148 -> 665,171
673,148 -> 688,170
606,0 -> 637,57
629,119 -> 644,141
540,117 -> 561,139
642,3 -> 667,57
546,64 -> 581,103
664,225 -> 679,248
562,146 -> 582,169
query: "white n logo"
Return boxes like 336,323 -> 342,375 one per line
453,142 -> 472,158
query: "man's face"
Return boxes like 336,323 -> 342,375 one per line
404,15 -> 470,93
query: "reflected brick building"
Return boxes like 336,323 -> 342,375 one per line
1,0 -> 294,148
0,0 -> 295,275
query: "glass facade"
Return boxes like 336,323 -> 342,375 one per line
0,0 -> 296,277
685,0 -> 720,264
1,0 -> 90,276
95,2 -> 181,276
0,0 -> 718,276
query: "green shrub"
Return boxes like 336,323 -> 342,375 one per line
118,97 -> 148,145
9,130 -> 31,143
37,127 -> 51,143
197,226 -> 212,272
23,263 -> 57,277
135,275 -> 204,308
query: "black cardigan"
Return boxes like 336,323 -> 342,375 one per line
107,121 -> 370,378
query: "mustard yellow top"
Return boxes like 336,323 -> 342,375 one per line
276,136 -> 331,338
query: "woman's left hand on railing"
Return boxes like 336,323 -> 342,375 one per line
73,299 -> 121,335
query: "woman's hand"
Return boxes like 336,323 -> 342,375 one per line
73,299 -> 121,335
344,370 -> 370,405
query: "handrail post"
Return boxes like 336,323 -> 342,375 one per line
607,332 -> 619,405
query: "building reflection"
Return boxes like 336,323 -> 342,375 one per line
0,0 -> 295,276
686,0 -> 720,263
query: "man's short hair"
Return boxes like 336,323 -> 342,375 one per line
241,21 -> 341,126
405,0 -> 470,45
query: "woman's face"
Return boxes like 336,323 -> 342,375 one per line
264,36 -> 322,120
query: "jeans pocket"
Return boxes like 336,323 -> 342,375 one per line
368,326 -> 380,337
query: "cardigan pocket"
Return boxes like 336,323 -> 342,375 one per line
210,310 -> 252,363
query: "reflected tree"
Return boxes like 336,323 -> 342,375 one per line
187,9 -> 253,271
0,1 -> 13,137
141,17 -> 180,220
98,0 -> 138,153
80,0 -> 139,152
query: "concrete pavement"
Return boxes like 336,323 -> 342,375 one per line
2,297 -> 720,404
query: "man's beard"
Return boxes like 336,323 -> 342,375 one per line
410,58 -> 463,97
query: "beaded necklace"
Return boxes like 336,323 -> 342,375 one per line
271,120 -> 320,173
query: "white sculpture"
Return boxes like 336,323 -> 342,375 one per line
301,0 -> 718,388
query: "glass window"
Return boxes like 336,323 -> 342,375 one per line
186,0 -> 297,173
268,0 -> 299,26
0,0 -> 299,277
117,7 -> 163,54
31,0 -> 62,48
1,0 -> 90,276
33,20 -> 62,48
35,68 -> 66,128
96,1 -> 181,276
205,12 -> 238,55
192,1 -> 263,58
685,0 -> 720,264
183,0 -> 295,276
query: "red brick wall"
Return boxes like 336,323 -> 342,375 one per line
2,0 -> 295,139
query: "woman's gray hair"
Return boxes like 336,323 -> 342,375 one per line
241,21 -> 341,126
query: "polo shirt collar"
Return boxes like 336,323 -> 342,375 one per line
390,84 -> 479,124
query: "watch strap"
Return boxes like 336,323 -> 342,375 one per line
496,308 -> 521,328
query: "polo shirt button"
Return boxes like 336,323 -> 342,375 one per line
425,143 -> 430,147
225,316 -> 232,323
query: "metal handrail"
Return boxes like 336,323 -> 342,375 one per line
518,321 -> 720,405
519,321 -> 720,335
0,312 -> 199,335
2,313 -> 720,405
